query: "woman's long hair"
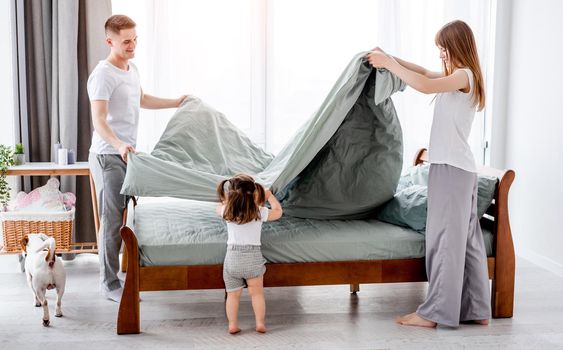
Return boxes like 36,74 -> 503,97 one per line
217,174 -> 266,225
435,20 -> 485,111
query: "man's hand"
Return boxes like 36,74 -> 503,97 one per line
117,142 -> 136,163
176,95 -> 189,107
141,93 -> 190,109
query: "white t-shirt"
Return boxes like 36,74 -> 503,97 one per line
87,60 -> 141,154
222,206 -> 269,246
428,68 -> 477,173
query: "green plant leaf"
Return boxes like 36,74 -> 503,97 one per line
0,144 -> 15,209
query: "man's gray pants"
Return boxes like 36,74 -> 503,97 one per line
416,164 -> 491,327
89,153 -> 126,293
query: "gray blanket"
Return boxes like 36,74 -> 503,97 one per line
121,52 -> 405,219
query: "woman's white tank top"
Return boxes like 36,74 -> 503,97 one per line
428,68 -> 478,173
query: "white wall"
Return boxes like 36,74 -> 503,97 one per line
500,0 -> 563,276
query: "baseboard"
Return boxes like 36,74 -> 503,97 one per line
517,247 -> 563,278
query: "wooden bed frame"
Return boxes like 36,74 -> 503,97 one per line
117,148 -> 516,334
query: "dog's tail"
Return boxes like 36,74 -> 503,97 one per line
45,237 -> 56,268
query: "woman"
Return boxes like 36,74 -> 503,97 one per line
368,20 -> 490,328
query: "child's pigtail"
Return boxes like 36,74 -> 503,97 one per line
217,179 -> 229,204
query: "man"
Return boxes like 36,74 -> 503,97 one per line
87,15 -> 186,302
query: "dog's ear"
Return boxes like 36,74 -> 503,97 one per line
20,235 -> 29,253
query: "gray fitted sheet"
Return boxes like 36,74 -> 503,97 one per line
129,198 -> 494,267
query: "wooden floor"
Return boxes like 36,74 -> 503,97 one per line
0,254 -> 562,350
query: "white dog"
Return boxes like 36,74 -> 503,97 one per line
21,233 -> 66,326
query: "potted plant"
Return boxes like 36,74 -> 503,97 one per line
0,144 -> 15,211
14,143 -> 25,165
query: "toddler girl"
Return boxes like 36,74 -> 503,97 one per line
216,174 -> 283,334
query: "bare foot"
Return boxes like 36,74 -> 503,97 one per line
461,319 -> 489,325
228,325 -> 241,334
396,312 -> 436,328
255,324 -> 267,333
396,312 -> 417,324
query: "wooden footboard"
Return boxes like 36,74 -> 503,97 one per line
117,226 -> 140,335
117,148 -> 515,334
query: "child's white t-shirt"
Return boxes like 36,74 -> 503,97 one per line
87,60 -> 141,155
222,206 -> 269,246
428,68 -> 477,173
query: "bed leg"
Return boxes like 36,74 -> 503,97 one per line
350,284 -> 360,294
117,226 -> 141,334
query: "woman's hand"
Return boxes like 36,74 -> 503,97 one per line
367,51 -> 394,69
371,46 -> 386,54
365,46 -> 385,59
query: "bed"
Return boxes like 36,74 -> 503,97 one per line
116,148 -> 515,334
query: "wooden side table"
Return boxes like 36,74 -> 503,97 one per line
1,162 -> 99,254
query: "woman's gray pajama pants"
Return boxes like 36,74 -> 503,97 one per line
416,164 -> 491,327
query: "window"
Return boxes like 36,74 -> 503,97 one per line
112,0 -> 265,150
112,0 -> 494,167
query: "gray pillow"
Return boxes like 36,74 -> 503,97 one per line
476,174 -> 497,218
376,184 -> 427,231
396,163 -> 430,191
377,164 -> 497,232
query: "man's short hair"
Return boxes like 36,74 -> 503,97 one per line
105,15 -> 136,36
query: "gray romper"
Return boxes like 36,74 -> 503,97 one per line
222,206 -> 269,292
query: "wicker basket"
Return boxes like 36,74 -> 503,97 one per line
1,207 -> 74,253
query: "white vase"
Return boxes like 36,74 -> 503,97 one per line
14,154 -> 25,165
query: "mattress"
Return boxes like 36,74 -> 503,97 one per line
129,197 -> 494,267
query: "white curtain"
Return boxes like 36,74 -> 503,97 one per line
112,0 -> 265,150
266,0 -> 493,165
112,0 -> 493,168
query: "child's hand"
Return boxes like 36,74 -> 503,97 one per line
264,189 -> 272,200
